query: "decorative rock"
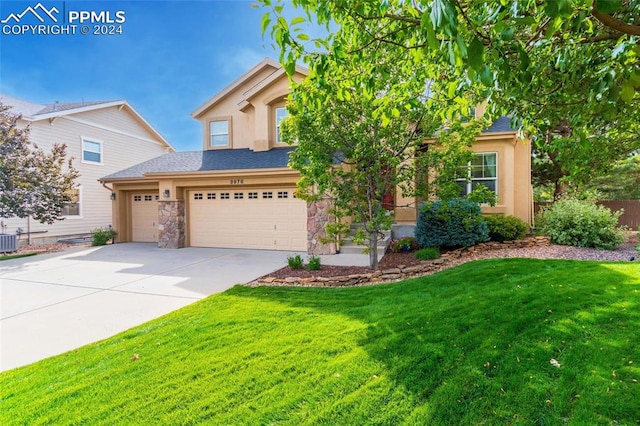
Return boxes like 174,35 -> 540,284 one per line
402,265 -> 424,274
263,277 -> 276,283
381,268 -> 401,275
381,274 -> 402,280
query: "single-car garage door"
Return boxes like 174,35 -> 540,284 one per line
189,188 -> 307,251
131,193 -> 158,242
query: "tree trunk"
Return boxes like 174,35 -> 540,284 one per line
369,230 -> 378,269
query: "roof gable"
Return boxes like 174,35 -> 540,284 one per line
1,94 -> 174,151
191,58 -> 308,119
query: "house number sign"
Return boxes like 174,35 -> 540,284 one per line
230,179 -> 244,185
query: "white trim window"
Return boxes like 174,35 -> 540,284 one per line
456,152 -> 498,195
61,187 -> 82,217
82,138 -> 103,164
210,120 -> 229,147
275,107 -> 288,143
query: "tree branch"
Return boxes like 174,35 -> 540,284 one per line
592,4 -> 640,36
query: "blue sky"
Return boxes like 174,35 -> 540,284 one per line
0,0 -> 297,151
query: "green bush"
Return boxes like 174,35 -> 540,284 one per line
415,247 -> 440,260
390,237 -> 419,253
307,256 -> 321,271
287,254 -> 304,269
484,215 -> 529,242
91,228 -> 117,246
415,199 -> 489,248
540,199 -> 625,250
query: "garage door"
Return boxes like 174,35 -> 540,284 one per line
131,193 -> 158,242
189,188 -> 307,251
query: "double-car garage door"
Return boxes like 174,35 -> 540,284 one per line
188,188 -> 307,251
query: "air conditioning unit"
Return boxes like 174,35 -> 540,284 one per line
0,234 -> 18,253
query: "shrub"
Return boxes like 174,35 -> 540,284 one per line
91,228 -> 117,246
484,215 -> 529,242
287,254 -> 304,269
540,199 -> 625,250
390,237 -> 419,253
415,247 -> 440,260
415,199 -> 489,248
307,255 -> 321,271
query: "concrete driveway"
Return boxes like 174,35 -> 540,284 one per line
0,243 -> 308,371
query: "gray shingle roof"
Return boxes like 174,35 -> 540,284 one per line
37,100 -> 116,115
483,116 -> 517,133
101,147 -> 296,180
1,94 -> 117,117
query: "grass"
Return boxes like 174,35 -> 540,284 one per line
1,259 -> 639,425
0,252 -> 38,261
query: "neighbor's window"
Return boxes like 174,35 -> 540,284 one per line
82,139 -> 102,164
275,107 -> 288,143
456,152 -> 497,196
210,120 -> 229,147
61,187 -> 81,217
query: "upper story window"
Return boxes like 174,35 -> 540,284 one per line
82,138 -> 102,164
456,152 -> 497,196
61,187 -> 81,217
275,107 -> 288,143
210,120 -> 229,147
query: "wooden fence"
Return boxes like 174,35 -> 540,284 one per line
535,200 -> 640,229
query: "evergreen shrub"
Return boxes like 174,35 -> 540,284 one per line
415,199 -> 489,248
484,215 -> 529,242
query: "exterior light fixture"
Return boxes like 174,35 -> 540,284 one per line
163,189 -> 170,198
110,192 -> 116,201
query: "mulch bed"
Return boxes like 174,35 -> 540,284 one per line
259,233 -> 639,282
264,250 -> 436,280
1,243 -> 72,257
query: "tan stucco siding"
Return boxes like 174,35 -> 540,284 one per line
394,134 -> 532,225
1,115 -> 169,242
196,69 -> 305,152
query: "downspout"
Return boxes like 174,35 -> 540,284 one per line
101,181 -> 114,197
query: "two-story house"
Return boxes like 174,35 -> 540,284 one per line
1,94 -> 174,245
101,58 -> 532,254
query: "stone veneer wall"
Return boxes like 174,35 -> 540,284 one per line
158,200 -> 185,249
307,199 -> 337,255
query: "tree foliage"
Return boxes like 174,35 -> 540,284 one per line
584,154 -> 640,199
281,43 -> 484,268
0,102 -> 79,224
262,0 -> 640,194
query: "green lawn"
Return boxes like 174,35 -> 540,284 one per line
0,252 -> 38,261
1,259 -> 639,425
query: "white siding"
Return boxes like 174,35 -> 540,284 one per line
1,108 -> 169,243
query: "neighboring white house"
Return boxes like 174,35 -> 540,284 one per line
0,94 -> 174,245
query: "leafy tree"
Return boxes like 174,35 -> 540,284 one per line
0,102 -> 79,224
281,46 -> 484,268
262,0 -> 640,194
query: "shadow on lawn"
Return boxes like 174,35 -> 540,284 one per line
230,258 -> 640,423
